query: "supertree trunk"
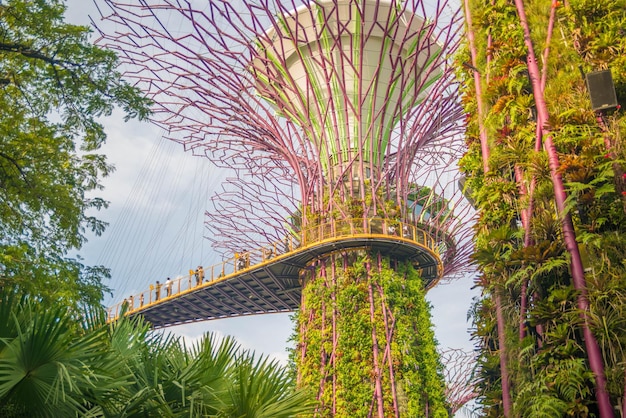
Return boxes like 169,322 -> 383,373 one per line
512,0 -> 614,415
296,252 -> 448,417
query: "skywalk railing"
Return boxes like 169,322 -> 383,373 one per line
107,217 -> 443,321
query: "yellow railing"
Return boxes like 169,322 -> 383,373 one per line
299,217 -> 440,250
107,218 -> 442,321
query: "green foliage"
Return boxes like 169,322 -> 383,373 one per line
457,0 -> 626,413
0,0 -> 151,308
294,252 -> 448,417
0,292 -> 314,417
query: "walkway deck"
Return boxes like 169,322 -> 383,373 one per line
108,218 -> 445,328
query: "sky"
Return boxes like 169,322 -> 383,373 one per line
68,1 -> 480,415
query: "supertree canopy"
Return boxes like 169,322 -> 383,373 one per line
97,0 -> 475,415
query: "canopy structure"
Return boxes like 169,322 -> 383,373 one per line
95,0 -> 472,276
97,1 -> 476,413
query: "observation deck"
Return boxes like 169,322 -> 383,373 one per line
108,218 -> 445,328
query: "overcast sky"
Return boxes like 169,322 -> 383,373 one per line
68,1 -> 479,415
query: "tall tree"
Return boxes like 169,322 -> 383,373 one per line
458,0 -> 626,415
0,0 -> 150,308
94,1 -> 472,416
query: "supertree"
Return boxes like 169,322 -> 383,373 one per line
96,0 -> 475,415
458,0 -> 626,415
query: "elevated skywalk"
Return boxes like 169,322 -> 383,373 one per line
108,218 -> 446,328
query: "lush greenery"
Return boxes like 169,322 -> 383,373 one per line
0,292 -> 314,417
0,0 -> 150,309
0,3 -> 313,418
458,0 -> 626,415
293,252 -> 448,417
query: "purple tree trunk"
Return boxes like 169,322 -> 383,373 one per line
518,1 -> 556,342
514,164 -> 531,340
462,0 -> 490,173
622,369 -> 626,418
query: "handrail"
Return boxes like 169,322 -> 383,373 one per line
107,217 -> 443,322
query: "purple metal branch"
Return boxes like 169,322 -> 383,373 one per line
495,291 -> 512,417
330,259 -> 338,416
378,253 -> 400,417
96,0 -> 474,277
439,348 -> 477,414
461,0 -> 490,173
367,262 -> 385,418
519,2 -> 557,341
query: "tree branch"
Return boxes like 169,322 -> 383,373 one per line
0,151 -> 31,186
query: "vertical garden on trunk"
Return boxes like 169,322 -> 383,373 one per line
294,252 -> 448,417
457,0 -> 626,415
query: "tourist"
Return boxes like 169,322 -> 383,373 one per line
155,280 -> 162,300
165,277 -> 172,296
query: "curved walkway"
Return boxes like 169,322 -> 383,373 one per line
107,218 -> 445,328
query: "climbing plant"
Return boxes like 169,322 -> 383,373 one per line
457,0 -> 626,415
293,252 -> 449,417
